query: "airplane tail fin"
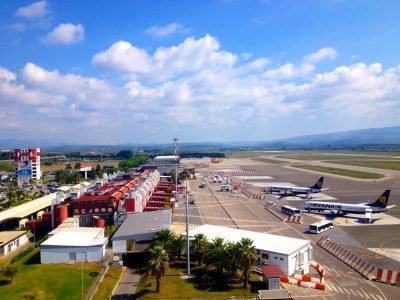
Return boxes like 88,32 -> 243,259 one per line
368,190 -> 390,208
310,177 -> 324,190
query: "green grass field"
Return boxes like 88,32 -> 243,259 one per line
325,160 -> 400,171
0,248 -> 101,300
250,157 -> 284,164
41,159 -> 120,172
0,161 -> 14,172
292,164 -> 384,179
137,262 -> 261,299
225,151 -> 277,158
276,153 -> 399,161
93,265 -> 122,300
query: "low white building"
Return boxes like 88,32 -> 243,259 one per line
188,225 -> 312,276
0,231 -> 29,257
40,227 -> 107,264
112,209 -> 172,254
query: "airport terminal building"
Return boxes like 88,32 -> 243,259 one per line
188,225 -> 312,276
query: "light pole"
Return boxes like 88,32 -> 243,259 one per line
81,250 -> 86,300
185,179 -> 190,276
173,138 -> 178,202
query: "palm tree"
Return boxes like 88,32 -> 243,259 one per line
15,188 -> 24,205
191,233 -> 208,265
204,237 -> 226,274
146,245 -> 169,293
153,229 -> 175,248
225,242 -> 241,277
238,238 -> 257,288
170,235 -> 186,260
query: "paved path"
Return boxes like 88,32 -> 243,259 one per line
112,268 -> 141,299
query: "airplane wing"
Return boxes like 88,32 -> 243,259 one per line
386,205 -> 396,209
319,188 -> 329,191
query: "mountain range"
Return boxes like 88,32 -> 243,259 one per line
1,126 -> 399,150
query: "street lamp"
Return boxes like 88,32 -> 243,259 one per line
173,138 -> 178,202
81,250 -> 86,300
185,179 -> 190,276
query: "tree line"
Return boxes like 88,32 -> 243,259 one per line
145,229 -> 257,293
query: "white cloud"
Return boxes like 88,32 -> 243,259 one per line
93,35 -> 237,81
145,22 -> 190,37
302,47 -> 337,64
15,1 -> 50,20
41,23 -> 84,45
2,35 -> 400,142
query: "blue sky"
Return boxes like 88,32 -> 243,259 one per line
1,0 -> 399,144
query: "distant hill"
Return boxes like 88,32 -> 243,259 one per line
1,125 -> 399,151
269,126 -> 400,146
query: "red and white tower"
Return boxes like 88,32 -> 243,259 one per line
14,148 -> 41,182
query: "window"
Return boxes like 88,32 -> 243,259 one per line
274,256 -> 278,260
261,253 -> 269,259
16,239 -> 19,247
280,258 -> 283,261
8,244 -> 12,252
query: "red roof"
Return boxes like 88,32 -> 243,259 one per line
261,265 -> 284,278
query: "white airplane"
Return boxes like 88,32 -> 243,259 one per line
265,177 -> 327,197
301,190 -> 394,215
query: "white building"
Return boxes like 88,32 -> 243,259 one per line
40,227 -> 107,264
0,231 -> 29,257
188,225 -> 312,276
112,209 -> 172,255
143,155 -> 180,175
14,148 -> 41,182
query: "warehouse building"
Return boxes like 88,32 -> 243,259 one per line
112,209 -> 172,255
188,225 -> 312,276
40,227 -> 107,264
142,155 -> 180,175
0,231 -> 29,257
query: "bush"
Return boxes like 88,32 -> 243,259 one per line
10,246 -> 34,264
1,264 -> 18,283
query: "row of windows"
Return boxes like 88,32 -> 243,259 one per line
74,207 -> 113,214
259,252 -> 284,261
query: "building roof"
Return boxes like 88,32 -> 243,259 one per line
261,265 -> 284,278
112,209 -> 172,241
0,231 -> 27,247
41,227 -> 106,247
0,181 -> 92,223
154,155 -> 178,160
0,193 -> 57,223
187,225 -> 310,256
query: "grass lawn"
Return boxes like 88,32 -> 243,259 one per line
276,153 -> 396,161
292,164 -> 384,179
93,265 -> 122,300
0,248 -> 101,300
41,159 -> 120,172
225,151 -> 274,158
250,157 -> 284,164
325,160 -> 400,171
0,160 -> 14,172
136,262 -> 262,299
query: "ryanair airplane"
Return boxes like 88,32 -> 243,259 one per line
301,190 -> 394,214
265,177 -> 327,197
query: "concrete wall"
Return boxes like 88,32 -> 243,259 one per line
259,243 -> 311,276
40,244 -> 105,264
0,233 -> 29,257
112,240 -> 126,254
